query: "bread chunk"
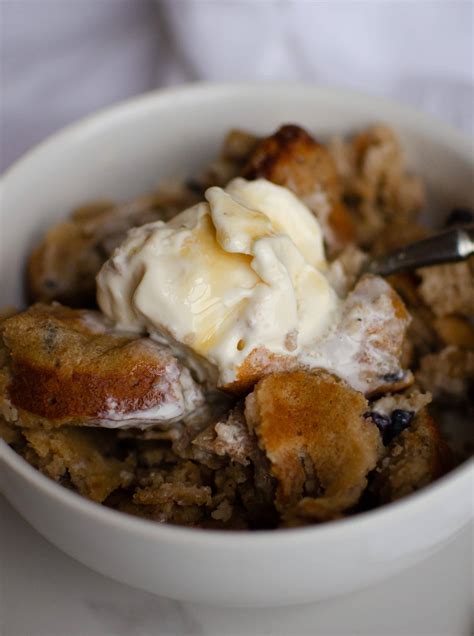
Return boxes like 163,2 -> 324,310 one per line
22,426 -> 133,502
370,409 -> 452,503
329,125 -> 425,248
301,275 -> 412,396
28,189 -> 199,307
245,370 -> 383,523
418,260 -> 474,318
242,124 -> 354,252
416,346 -> 474,400
0,304 -> 204,429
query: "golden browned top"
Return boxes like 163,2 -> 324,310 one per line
242,124 -> 339,200
220,346 -> 298,395
241,124 -> 354,250
0,304 -> 193,424
245,370 -> 383,522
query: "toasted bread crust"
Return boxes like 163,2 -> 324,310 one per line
246,370 -> 383,522
243,125 -> 340,200
242,124 -> 355,250
221,347 -> 298,395
1,304 -> 203,426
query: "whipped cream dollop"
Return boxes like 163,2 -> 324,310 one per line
97,178 -> 340,386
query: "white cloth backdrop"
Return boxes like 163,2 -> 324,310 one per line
1,0 -> 473,171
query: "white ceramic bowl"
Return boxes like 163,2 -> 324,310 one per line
0,84 -> 473,607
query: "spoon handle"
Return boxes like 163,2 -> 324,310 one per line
365,225 -> 474,277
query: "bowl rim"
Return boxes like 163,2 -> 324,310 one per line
1,81 -> 473,185
1,81 -> 473,546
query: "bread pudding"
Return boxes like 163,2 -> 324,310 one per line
2,123 -> 472,530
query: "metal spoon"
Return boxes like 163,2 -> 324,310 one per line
364,225 -> 474,277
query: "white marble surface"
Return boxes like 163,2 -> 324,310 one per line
0,495 -> 472,636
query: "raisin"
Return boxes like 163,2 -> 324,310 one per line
343,192 -> 362,208
390,409 -> 414,439
185,179 -> 204,195
43,278 -> 58,290
381,370 -> 404,384
445,208 -> 473,227
365,411 -> 391,445
365,409 -> 414,445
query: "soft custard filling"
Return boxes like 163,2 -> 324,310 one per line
97,178 -> 341,385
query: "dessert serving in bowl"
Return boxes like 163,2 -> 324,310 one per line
0,84 -> 472,605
